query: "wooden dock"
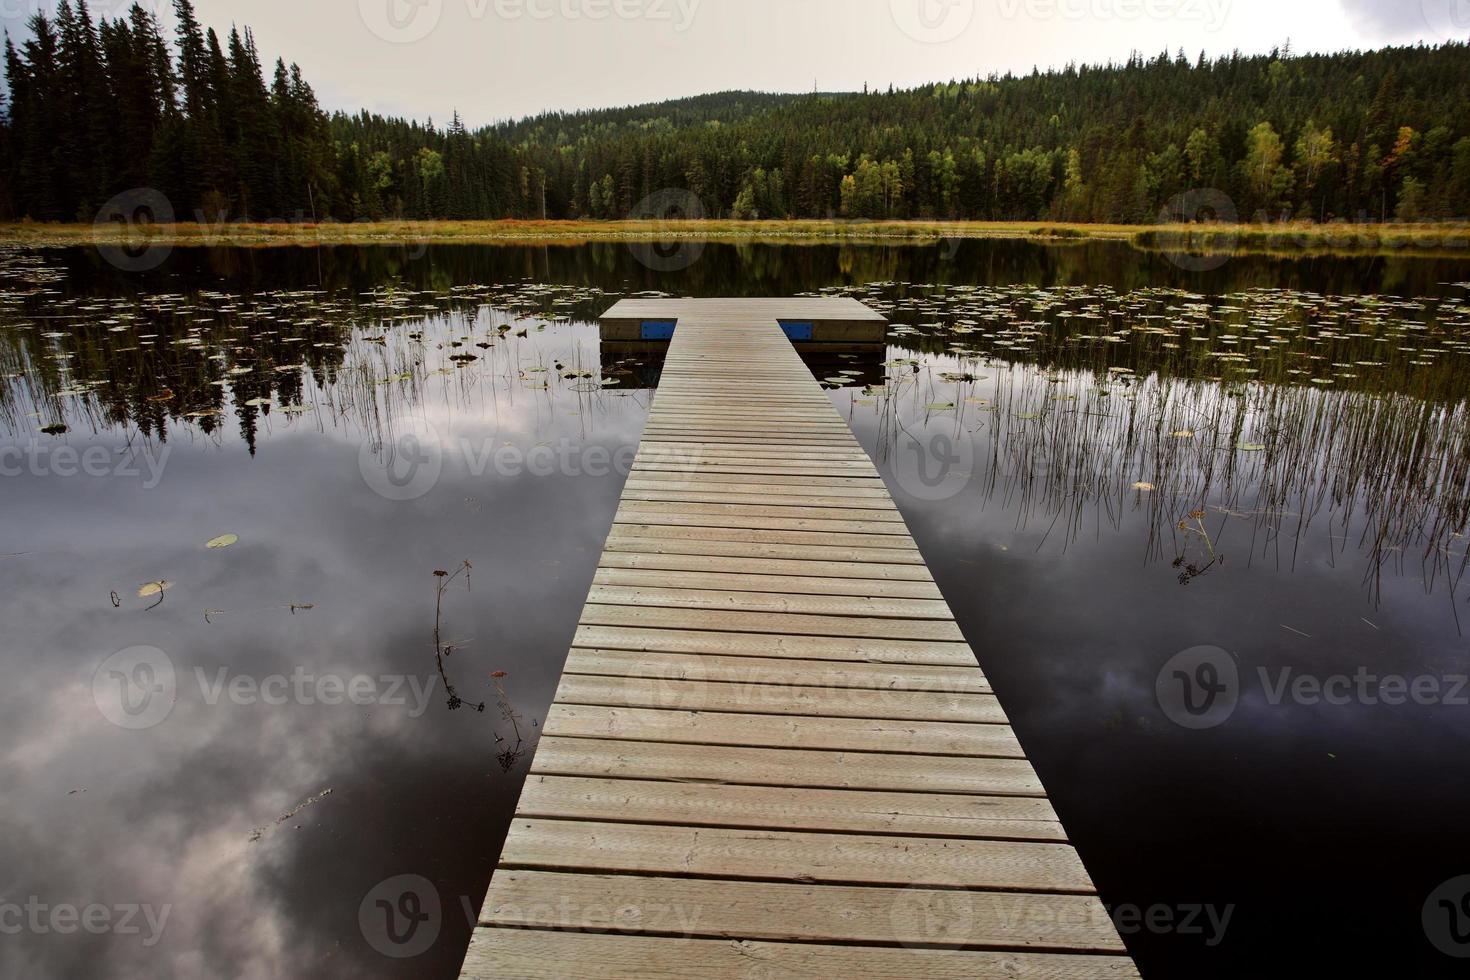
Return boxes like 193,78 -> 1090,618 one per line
460,299 -> 1139,978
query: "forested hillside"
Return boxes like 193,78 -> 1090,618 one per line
4,0 -> 1470,224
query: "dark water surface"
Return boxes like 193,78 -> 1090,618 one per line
2,240 -> 1469,978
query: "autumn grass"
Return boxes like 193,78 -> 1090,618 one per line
0,218 -> 1467,256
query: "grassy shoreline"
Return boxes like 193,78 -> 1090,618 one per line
0,218 -> 1467,257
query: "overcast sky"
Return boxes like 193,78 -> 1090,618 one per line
3,0 -> 1465,126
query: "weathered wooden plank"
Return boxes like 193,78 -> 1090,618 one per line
625,469 -> 889,489
512,775 -> 1057,838
603,534 -> 924,565
615,499 -> 905,523
579,604 -> 967,642
571,625 -> 977,666
593,569 -> 941,601
462,930 -> 1143,979
561,648 -> 985,692
640,439 -> 862,453
621,491 -> 898,512
543,703 -> 1018,757
529,736 -> 1046,796
483,871 -> 1126,950
497,819 -> 1097,892
552,673 -> 1006,723
609,523 -> 921,550
597,550 -> 936,582
584,584 -> 951,619
613,509 -> 911,535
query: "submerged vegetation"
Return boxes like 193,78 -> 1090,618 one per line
0,248 -> 629,454
837,280 -> 1470,626
4,242 -> 1469,627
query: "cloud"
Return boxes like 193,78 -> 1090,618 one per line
1341,0 -> 1470,41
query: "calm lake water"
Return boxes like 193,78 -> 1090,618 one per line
2,239 -> 1469,978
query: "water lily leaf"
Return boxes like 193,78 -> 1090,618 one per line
1238,441 -> 1267,452
137,580 -> 172,598
206,534 -> 238,549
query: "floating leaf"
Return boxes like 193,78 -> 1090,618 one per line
206,534 -> 238,549
1133,482 -> 1156,492
1237,441 -> 1267,452
137,580 -> 172,598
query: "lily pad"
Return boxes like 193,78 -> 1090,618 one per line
137,581 -> 172,598
1238,441 -> 1267,452
206,534 -> 238,549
